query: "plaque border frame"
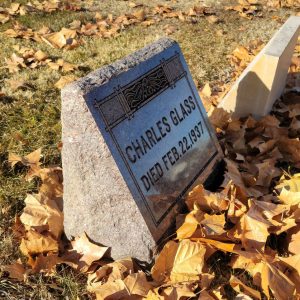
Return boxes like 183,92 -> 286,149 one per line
93,52 -> 219,227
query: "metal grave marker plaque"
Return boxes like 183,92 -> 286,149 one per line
62,38 -> 223,260
86,41 -> 222,238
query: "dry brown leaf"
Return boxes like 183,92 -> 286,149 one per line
69,19 -> 81,29
123,272 -> 152,297
289,230 -> 300,254
133,9 -> 146,21
87,258 -> 135,293
2,260 -> 27,281
227,186 -> 247,223
176,206 -> 203,240
8,148 -> 42,168
201,213 -> 226,237
279,254 -> 300,276
129,2 -> 140,8
198,290 -> 217,299
32,167 -> 63,200
6,78 -> 28,91
207,15 -> 219,24
224,159 -> 249,198
255,161 -> 281,187
151,240 -> 179,283
148,283 -> 195,299
0,13 -> 10,24
232,45 -> 251,62
20,193 -> 63,239
42,32 -> 67,48
201,83 -> 212,98
230,201 -> 272,251
34,50 -> 48,61
93,272 -> 152,300
4,53 -> 26,73
275,174 -> 300,206
164,24 -> 177,35
94,280 -> 128,299
20,230 -> 58,256
141,19 -> 156,26
152,239 -> 206,284
48,59 -> 77,72
266,260 -> 296,300
208,107 -> 231,129
185,184 -> 229,212
55,75 -> 77,89
229,275 -> 261,299
70,232 -> 109,272
7,3 -> 20,15
278,137 -> 300,165
42,28 -> 77,49
191,237 -> 237,254
31,253 -> 62,274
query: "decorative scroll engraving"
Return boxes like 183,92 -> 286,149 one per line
95,94 -> 124,128
123,67 -> 168,109
94,53 -> 185,131
163,56 -> 185,85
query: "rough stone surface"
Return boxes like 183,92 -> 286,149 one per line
62,37 -> 222,261
218,16 -> 300,118
62,38 -> 177,262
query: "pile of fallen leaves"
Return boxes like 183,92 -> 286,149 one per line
2,1 -> 300,299
3,45 -> 77,73
0,0 -> 83,24
1,1 -> 280,51
2,5 -> 218,47
1,0 -> 297,91
3,74 -> 300,299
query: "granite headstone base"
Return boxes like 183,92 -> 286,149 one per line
62,39 -> 178,262
62,38 -> 222,261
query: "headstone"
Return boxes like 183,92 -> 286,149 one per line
218,16 -> 300,119
62,38 -> 223,261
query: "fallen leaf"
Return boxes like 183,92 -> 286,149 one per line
0,13 -> 10,24
201,83 -> 212,98
34,50 -> 48,61
20,230 -> 58,256
6,78 -> 28,91
230,201 -> 272,251
152,239 -> 206,283
151,240 -> 179,283
8,148 -> 42,168
185,184 -> 229,212
266,260 -> 296,300
133,9 -> 146,21
42,28 -> 77,49
289,230 -> 300,254
31,253 -> 62,274
164,24 -> 177,35
279,254 -> 300,276
275,174 -> 300,206
150,282 -> 195,299
48,59 -> 77,72
232,45 -> 251,62
2,260 -> 27,281
229,275 -> 261,299
207,15 -> 219,24
70,232 -> 109,272
87,258 -> 135,291
55,75 -> 77,89
20,193 -> 63,239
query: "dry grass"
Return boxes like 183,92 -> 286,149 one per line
0,0 -> 296,298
